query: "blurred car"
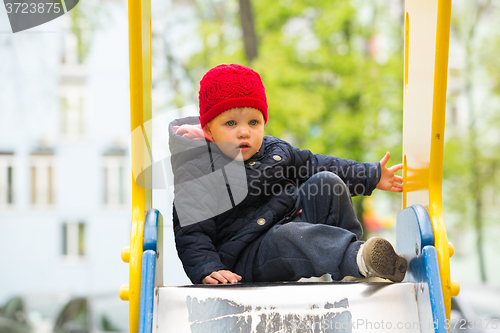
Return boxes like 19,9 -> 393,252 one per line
450,286 -> 500,333
0,294 -> 69,333
52,295 -> 128,333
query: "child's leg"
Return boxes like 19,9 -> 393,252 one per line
294,171 -> 363,237
253,221 -> 363,281
253,171 -> 363,282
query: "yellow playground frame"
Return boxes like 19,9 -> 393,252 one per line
120,1 -> 460,332
402,0 -> 459,321
118,0 -> 152,332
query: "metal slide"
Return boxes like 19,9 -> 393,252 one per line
136,204 -> 446,333
120,1 -> 460,332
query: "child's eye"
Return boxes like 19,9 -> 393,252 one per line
226,120 -> 236,126
249,120 -> 258,125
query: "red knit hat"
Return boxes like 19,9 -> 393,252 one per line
198,64 -> 268,128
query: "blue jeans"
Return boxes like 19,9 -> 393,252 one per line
253,171 -> 364,282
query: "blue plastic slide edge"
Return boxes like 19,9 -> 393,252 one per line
138,209 -> 160,333
139,250 -> 156,333
144,209 -> 159,251
396,204 -> 435,283
423,246 -> 447,333
409,205 -> 434,248
397,204 -> 434,255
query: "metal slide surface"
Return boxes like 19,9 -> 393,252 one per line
153,282 -> 434,333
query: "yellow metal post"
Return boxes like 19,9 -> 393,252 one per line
429,0 -> 458,321
121,0 -> 152,333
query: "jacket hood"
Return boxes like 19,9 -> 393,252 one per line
168,116 -> 203,156
168,116 -> 210,172
169,116 -> 239,176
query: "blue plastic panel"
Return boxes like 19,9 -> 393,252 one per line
139,208 -> 160,333
397,205 -> 434,257
423,246 -> 447,333
144,209 -> 159,251
139,250 -> 156,333
396,204 -> 446,333
409,205 -> 435,247
396,205 -> 435,283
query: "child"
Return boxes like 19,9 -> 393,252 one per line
169,63 -> 407,285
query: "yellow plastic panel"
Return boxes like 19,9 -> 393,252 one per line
403,0 -> 456,321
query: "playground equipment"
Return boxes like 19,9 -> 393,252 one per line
119,0 -> 460,332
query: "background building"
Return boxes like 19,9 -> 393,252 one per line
0,0 -> 189,304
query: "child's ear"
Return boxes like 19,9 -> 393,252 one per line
203,123 -> 214,140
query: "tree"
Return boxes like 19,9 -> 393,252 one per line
164,0 -> 405,237
238,0 -> 258,62
443,0 -> 500,283
68,0 -> 108,63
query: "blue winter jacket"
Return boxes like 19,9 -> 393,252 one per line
169,116 -> 381,284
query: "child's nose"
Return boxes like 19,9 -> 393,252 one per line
237,126 -> 250,138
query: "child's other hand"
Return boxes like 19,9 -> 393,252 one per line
376,152 -> 403,192
202,270 -> 242,285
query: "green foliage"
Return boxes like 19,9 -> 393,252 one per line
444,1 -> 500,226
176,0 -> 404,233
184,0 -> 403,164
483,36 -> 500,96
69,0 -> 108,63
444,0 -> 500,282
443,137 -> 473,222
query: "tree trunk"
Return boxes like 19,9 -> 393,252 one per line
460,1 -> 492,283
238,0 -> 258,63
465,48 -> 488,283
474,188 -> 487,282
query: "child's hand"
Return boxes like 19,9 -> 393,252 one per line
202,270 -> 242,285
376,152 -> 403,192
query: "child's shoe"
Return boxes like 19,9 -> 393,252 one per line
356,237 -> 407,282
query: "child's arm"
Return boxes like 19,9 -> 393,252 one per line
172,161 -> 229,284
375,152 -> 403,192
173,207 -> 228,284
290,145 -> 380,196
202,270 -> 242,284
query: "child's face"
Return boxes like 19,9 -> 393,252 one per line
204,107 -> 265,161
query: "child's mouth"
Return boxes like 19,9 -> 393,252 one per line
239,143 -> 250,152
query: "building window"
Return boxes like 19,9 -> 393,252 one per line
59,86 -> 87,140
103,152 -> 128,209
31,152 -> 55,208
0,152 -> 14,209
61,25 -> 80,65
62,222 -> 85,259
59,18 -> 87,141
